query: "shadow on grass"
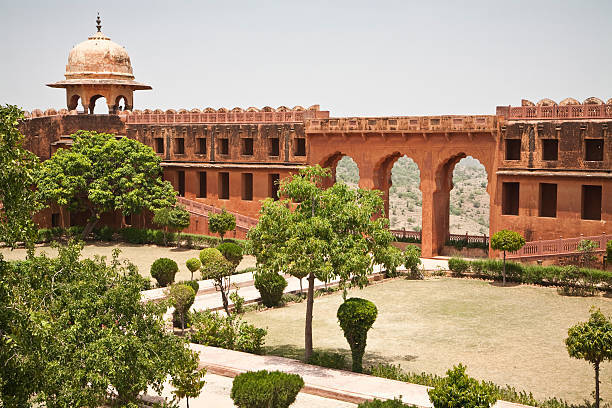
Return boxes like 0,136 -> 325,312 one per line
488,281 -> 521,288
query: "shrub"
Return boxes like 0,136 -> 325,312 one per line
186,257 -> 201,281
448,257 -> 469,276
254,271 -> 287,308
358,399 -> 413,408
179,280 -> 199,294
337,297 -> 378,373
189,310 -> 267,354
217,242 -> 244,266
428,364 -> 497,408
230,290 -> 245,314
403,245 -> 422,276
94,225 -> 114,241
150,257 -> 178,287
230,370 -> 304,408
381,246 -> 405,278
168,284 -> 196,333
307,351 -> 347,370
66,225 -> 84,238
607,240 -> 612,263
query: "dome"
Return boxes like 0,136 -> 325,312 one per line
65,31 -> 134,80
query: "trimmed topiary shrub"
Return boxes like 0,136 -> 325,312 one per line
428,364 -> 497,408
230,370 -> 304,408
254,270 -> 288,308
168,283 -> 196,333
337,297 -> 378,373
186,257 -> 201,281
217,242 -> 244,267
448,257 -> 469,276
179,279 -> 199,294
150,257 -> 178,287
358,398 -> 413,407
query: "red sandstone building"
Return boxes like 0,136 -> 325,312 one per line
20,20 -> 611,258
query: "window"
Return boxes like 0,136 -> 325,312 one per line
155,138 -> 164,153
542,139 -> 558,161
581,185 -> 602,220
196,138 -> 206,154
178,171 -> 185,197
505,139 -> 521,160
269,173 -> 280,200
585,139 -> 604,161
219,172 -> 229,199
539,183 -> 557,217
269,138 -> 280,156
242,173 -> 253,201
502,182 -> 519,215
51,213 -> 60,228
175,138 -> 185,154
198,171 -> 207,198
219,138 -> 229,155
242,138 -> 254,156
124,214 -> 132,225
295,138 -> 306,156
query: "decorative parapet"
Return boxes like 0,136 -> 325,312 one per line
305,115 -> 497,133
497,98 -> 612,120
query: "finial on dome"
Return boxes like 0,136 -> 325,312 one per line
96,12 -> 102,32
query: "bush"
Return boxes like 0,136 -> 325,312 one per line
607,240 -> 612,263
185,257 -> 201,281
448,257 -> 469,276
189,310 -> 267,354
445,239 -> 488,251
168,284 -> 196,332
403,245 -> 422,277
337,297 -> 378,373
428,364 -> 497,408
230,290 -> 245,314
358,399 -> 413,408
94,225 -> 115,241
66,225 -> 84,238
230,370 -> 304,408
254,271 -> 287,308
150,257 -> 178,287
307,351 -> 347,370
217,242 -> 244,266
178,280 -> 199,294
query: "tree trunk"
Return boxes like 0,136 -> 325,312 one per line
299,278 -> 303,295
220,285 -> 231,316
181,313 -> 185,335
304,271 -> 315,362
186,397 -> 190,408
81,215 -> 100,240
502,250 -> 506,286
595,361 -> 600,408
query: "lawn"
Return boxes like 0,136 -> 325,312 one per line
243,277 -> 612,404
0,243 -> 256,282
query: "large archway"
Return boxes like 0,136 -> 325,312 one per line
389,156 -> 421,232
335,155 -> 360,188
89,95 -> 109,114
449,156 -> 490,236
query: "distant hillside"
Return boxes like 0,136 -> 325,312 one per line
335,156 -> 489,235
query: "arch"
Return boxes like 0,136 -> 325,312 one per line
277,106 -> 290,112
319,151 -> 348,188
68,94 -> 82,111
44,108 -> 57,116
154,109 -> 165,114
204,107 -> 217,113
335,156 -> 360,187
559,97 -> 580,106
262,106 -> 275,112
89,94 -> 109,114
536,98 -> 557,107
114,95 -> 129,112
449,156 -> 490,236
166,109 -> 177,114
217,107 -> 228,113
177,109 -> 188,114
190,108 -> 201,113
246,107 -> 260,112
521,99 -> 535,107
231,107 -> 244,112
292,105 -> 305,111
143,109 -> 153,114
583,97 -> 604,105
389,156 -> 422,233
607,98 -> 612,105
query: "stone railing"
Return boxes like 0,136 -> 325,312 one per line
390,229 -> 422,241
507,234 -> 609,259
124,110 -> 329,125
497,104 -> 612,120
448,232 -> 489,246
306,115 -> 497,133
177,197 -> 258,231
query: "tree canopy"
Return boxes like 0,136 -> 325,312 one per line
208,209 -> 236,241
248,165 -> 400,360
37,131 -> 176,237
490,229 -> 525,285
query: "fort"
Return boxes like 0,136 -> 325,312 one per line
21,19 -> 611,258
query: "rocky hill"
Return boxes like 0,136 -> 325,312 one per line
335,156 -> 489,235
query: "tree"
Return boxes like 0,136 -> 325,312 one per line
577,239 -> 598,269
208,209 -> 236,241
200,248 -> 234,315
0,243 -> 204,406
0,105 -> 41,248
248,165 -> 398,361
154,205 -> 191,246
169,283 -> 196,334
337,297 -> 378,372
37,131 -> 176,239
490,229 -> 525,286
217,242 -> 244,268
171,356 -> 206,408
186,257 -> 202,281
565,309 -> 612,408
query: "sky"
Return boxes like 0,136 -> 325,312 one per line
1,0 -> 611,117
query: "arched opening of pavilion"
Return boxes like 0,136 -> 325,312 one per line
335,155 -> 360,188
389,156 -> 422,233
449,156 -> 490,237
89,95 -> 109,114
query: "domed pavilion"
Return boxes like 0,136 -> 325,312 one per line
47,14 -> 151,113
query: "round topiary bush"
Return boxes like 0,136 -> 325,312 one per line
230,370 -> 304,408
150,257 -> 178,287
168,283 -> 196,333
337,297 -> 378,373
254,271 -> 287,308
186,257 -> 201,280
199,247 -> 226,265
179,279 -> 199,294
217,242 -> 244,267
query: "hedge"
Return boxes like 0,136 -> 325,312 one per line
231,370 -> 304,408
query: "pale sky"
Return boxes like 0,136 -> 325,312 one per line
1,0 -> 611,117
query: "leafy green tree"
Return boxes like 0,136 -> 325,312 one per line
0,243 -> 204,406
154,205 -> 191,246
169,283 -> 196,334
490,230 -> 525,285
171,356 -> 206,408
428,364 -> 497,408
200,248 -> 234,315
565,309 -> 612,408
208,209 -> 236,241
577,239 -> 598,269
337,298 -> 378,372
0,105 -> 41,248
37,131 -> 176,239
186,257 -> 202,281
217,242 -> 244,267
248,165 -> 397,361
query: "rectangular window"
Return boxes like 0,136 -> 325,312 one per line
242,138 -> 254,156
269,138 -> 280,156
219,138 -> 229,155
178,171 -> 185,197
175,138 -> 185,154
198,171 -> 207,198
242,173 -> 253,201
502,182 -> 519,215
538,183 -> 557,217
505,139 -> 521,160
219,172 -> 229,199
585,139 -> 604,161
269,173 -> 280,200
295,138 -> 306,156
196,138 -> 207,154
581,185 -> 602,220
542,139 -> 558,161
51,213 -> 60,228
155,138 -> 164,153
